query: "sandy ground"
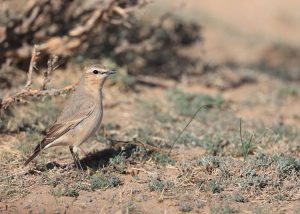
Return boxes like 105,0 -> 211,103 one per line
0,0 -> 300,213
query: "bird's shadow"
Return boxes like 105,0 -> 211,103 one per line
39,145 -> 137,172
80,147 -> 121,170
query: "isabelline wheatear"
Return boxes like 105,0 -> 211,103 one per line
24,64 -> 116,169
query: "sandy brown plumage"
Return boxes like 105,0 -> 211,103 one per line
24,64 -> 116,168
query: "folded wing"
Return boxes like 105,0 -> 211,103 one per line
24,95 -> 95,166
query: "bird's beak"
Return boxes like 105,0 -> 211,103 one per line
107,69 -> 117,75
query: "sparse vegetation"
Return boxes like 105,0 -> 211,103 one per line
209,179 -> 223,193
52,186 -> 79,198
151,152 -> 175,165
210,203 -> 239,214
179,202 -> 193,212
148,177 -> 174,192
90,174 -> 121,190
0,0 -> 300,213
167,88 -> 223,117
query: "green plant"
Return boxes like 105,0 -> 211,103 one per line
209,180 -> 222,193
199,135 -> 225,155
254,153 -> 273,168
197,156 -> 221,168
238,174 -> 270,189
52,186 -> 79,197
210,203 -> 239,214
179,202 -> 193,212
109,152 -> 127,173
148,177 -> 174,192
272,154 -> 300,175
239,119 -> 253,159
152,152 -> 175,165
90,174 -> 121,190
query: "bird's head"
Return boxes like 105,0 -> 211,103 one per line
82,64 -> 117,90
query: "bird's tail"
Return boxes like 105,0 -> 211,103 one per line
24,143 -> 44,166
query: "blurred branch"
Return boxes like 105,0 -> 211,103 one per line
135,75 -> 174,88
0,84 -> 76,110
0,47 -> 77,111
42,55 -> 58,90
24,45 -> 39,90
0,0 -> 200,80
0,0 -> 150,63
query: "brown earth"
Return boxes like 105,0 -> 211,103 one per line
0,1 -> 300,214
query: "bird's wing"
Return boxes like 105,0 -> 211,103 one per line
26,96 -> 95,156
41,97 -> 96,148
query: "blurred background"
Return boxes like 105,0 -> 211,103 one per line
0,0 -> 299,212
1,0 -> 300,78
1,0 -> 299,126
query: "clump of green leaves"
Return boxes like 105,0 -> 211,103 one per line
254,153 -> 273,168
197,156 -> 221,168
90,174 -> 121,190
109,152 -> 127,173
238,174 -> 270,189
254,153 -> 300,175
208,179 -> 222,193
148,177 -> 174,192
210,203 -> 239,214
52,186 -> 79,197
197,135 -> 225,155
272,154 -> 300,175
152,152 -> 175,166
179,202 -> 193,212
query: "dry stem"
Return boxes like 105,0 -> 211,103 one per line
0,47 -> 76,111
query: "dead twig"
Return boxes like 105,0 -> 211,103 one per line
24,45 -> 39,90
0,84 -> 77,110
41,55 -> 59,90
135,75 -> 175,88
0,46 -> 76,111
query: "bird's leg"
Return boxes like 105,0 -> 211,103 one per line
78,146 -> 88,156
69,145 -> 84,171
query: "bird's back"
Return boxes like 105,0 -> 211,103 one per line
56,86 -> 100,124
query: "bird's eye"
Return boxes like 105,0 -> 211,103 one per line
93,70 -> 99,74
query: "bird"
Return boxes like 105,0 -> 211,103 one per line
24,64 -> 117,169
